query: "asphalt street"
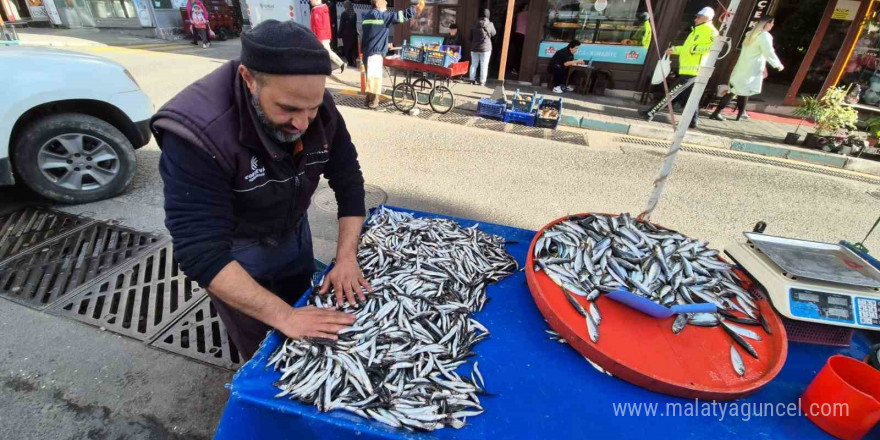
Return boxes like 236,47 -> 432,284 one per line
1,35 -> 879,439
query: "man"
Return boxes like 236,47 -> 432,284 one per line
339,0 -> 359,67
310,0 -> 346,72
510,3 -> 528,77
361,0 -> 425,109
443,23 -> 462,47
633,11 -> 652,48
548,40 -> 585,94
639,7 -> 718,128
151,20 -> 369,360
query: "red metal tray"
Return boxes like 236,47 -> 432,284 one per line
526,213 -> 789,400
383,57 -> 470,77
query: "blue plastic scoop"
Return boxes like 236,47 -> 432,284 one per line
606,288 -> 717,318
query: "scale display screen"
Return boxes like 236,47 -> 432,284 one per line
789,289 -> 854,324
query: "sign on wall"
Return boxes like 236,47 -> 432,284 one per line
538,41 -> 647,65
737,0 -> 773,48
832,0 -> 859,20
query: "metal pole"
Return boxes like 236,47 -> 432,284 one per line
639,0 -> 740,221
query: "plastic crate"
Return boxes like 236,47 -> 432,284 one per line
440,44 -> 462,58
535,97 -> 563,129
503,109 -> 537,126
511,89 -> 540,113
477,98 -> 507,119
424,49 -> 460,67
400,45 -> 425,63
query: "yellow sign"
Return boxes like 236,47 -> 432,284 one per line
832,0 -> 859,20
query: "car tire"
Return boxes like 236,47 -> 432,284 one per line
217,27 -> 230,41
12,113 -> 137,204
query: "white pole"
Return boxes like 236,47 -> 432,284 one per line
639,0 -> 741,221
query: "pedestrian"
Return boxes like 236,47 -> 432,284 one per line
469,9 -> 496,86
443,23 -> 462,47
339,0 -> 359,67
710,16 -> 783,121
310,0 -> 346,73
510,4 -> 528,77
151,20 -> 369,360
189,2 -> 211,49
632,11 -> 652,48
361,0 -> 425,108
548,40 -> 585,93
639,6 -> 718,128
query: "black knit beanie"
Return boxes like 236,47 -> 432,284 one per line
241,20 -> 331,75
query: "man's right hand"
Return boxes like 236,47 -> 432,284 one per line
665,48 -> 674,56
277,306 -> 355,340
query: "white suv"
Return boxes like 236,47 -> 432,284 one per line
0,46 -> 154,203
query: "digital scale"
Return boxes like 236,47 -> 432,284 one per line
725,233 -> 880,331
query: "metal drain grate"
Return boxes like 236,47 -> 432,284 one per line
509,124 -> 547,139
473,118 -> 507,132
150,296 -> 242,370
0,222 -> 160,309
549,130 -> 588,146
48,242 -> 206,341
0,208 -> 94,261
615,136 -> 880,185
435,112 -> 472,126
332,94 -> 367,109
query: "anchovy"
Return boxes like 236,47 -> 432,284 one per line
270,207 -> 517,431
730,345 -> 746,377
672,313 -> 688,334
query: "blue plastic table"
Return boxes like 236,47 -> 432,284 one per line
214,207 -> 879,440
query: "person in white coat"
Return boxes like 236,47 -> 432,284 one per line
710,16 -> 783,121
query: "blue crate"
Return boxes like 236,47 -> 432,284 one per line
511,89 -> 540,113
400,45 -> 425,63
535,97 -> 563,129
424,49 -> 460,67
503,109 -> 537,127
477,98 -> 507,119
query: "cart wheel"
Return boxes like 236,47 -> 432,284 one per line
392,83 -> 417,113
429,85 -> 455,114
411,77 -> 432,105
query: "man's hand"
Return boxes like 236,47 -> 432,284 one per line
277,306 -> 355,340
319,258 -> 371,306
388,42 -> 394,50
416,0 -> 425,13
665,48 -> 674,56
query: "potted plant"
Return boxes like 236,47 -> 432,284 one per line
793,87 -> 860,148
865,116 -> 880,147
791,95 -> 822,146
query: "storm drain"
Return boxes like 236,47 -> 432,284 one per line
0,222 -> 160,309
150,295 -> 242,370
549,130 -> 589,146
332,94 -> 366,109
508,124 -> 547,139
313,184 -> 388,213
0,208 -> 94,261
615,136 -> 880,185
435,111 -> 472,126
473,118 -> 507,132
48,241 -> 207,342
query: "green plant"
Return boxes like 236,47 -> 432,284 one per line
866,117 -> 880,138
793,87 -> 859,135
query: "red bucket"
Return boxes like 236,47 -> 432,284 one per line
801,355 -> 880,440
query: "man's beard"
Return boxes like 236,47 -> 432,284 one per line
251,93 -> 305,144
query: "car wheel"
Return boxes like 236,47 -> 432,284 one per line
217,27 -> 230,41
12,113 -> 136,204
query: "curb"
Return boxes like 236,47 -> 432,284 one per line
5,40 -> 107,47
558,112 -> 880,177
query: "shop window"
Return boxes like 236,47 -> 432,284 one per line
839,12 -> 880,108
152,0 -> 171,9
541,0 -> 650,65
410,0 -> 458,36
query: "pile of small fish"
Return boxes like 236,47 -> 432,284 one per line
269,207 -> 517,431
534,213 -> 771,377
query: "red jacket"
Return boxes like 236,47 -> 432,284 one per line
310,4 -> 332,41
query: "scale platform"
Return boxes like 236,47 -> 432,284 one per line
725,233 -> 880,331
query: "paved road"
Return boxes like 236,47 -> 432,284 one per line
1,35 -> 879,439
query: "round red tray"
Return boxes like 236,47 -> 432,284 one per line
526,213 -> 789,400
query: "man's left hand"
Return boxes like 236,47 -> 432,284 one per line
319,259 -> 370,307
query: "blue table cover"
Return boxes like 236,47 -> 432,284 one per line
215,206 -> 879,440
